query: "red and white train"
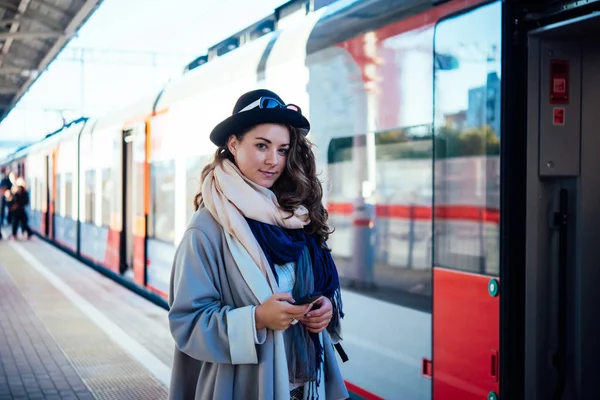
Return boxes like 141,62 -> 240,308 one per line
6,0 -> 595,398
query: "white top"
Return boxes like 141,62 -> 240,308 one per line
274,261 -> 296,294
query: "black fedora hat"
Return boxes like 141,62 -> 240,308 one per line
209,89 -> 310,147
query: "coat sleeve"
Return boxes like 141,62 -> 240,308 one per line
168,228 -> 263,365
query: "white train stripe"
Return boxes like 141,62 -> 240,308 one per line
9,241 -> 172,388
342,333 -> 418,367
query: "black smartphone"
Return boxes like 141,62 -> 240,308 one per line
294,292 -> 322,305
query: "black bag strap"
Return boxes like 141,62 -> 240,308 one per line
334,343 -> 349,363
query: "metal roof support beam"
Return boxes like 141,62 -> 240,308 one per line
36,0 -> 70,16
3,38 -> 41,55
21,9 -> 67,31
0,0 -> 65,31
0,0 -> 32,71
0,67 -> 38,75
62,0 -> 101,35
0,86 -> 21,94
0,0 -> 20,12
0,31 -> 66,40
0,18 -> 21,25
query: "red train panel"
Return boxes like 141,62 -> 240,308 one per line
104,228 -> 121,273
433,268 -> 499,399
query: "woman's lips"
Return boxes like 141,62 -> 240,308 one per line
259,170 -> 276,178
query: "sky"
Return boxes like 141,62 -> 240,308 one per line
0,0 -> 290,151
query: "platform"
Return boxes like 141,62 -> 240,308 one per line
0,231 -> 173,399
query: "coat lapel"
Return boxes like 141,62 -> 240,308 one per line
224,233 -> 291,399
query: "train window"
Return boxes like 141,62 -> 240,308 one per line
111,156 -> 122,229
55,174 -> 61,216
36,177 -> 42,211
84,170 -> 96,224
38,176 -> 42,211
32,177 -> 38,210
433,1 -> 501,276
133,159 -> 145,226
327,124 -> 433,301
64,172 -> 73,219
149,160 -> 175,243
101,168 -> 112,227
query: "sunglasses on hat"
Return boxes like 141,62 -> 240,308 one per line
238,96 -> 302,114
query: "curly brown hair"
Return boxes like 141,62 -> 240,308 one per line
193,125 -> 333,246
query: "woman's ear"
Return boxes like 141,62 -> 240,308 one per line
227,136 -> 237,156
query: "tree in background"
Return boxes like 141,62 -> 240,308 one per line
435,124 -> 499,159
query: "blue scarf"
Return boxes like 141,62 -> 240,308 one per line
245,218 -> 343,396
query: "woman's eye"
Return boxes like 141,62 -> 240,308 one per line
279,148 -> 289,155
256,143 -> 267,149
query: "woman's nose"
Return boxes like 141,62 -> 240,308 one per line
265,150 -> 279,166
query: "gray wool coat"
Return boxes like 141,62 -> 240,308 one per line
168,207 -> 349,400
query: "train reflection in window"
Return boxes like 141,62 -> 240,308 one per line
101,168 -> 112,227
327,124 -> 432,309
84,170 -> 96,224
433,1 -> 501,276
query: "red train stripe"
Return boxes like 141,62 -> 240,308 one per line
344,380 -> 385,400
328,202 -> 500,224
147,284 -> 168,299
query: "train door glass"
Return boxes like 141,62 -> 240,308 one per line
525,18 -> 600,399
432,1 -> 501,399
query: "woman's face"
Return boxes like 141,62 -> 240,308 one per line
227,124 -> 290,189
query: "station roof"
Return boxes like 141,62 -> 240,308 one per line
0,0 -> 102,123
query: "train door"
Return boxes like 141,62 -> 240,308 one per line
121,123 -> 147,284
432,2 -> 501,399
525,13 -> 600,400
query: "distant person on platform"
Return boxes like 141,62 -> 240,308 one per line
10,178 -> 32,240
0,168 -> 11,227
167,89 -> 348,400
6,171 -> 16,225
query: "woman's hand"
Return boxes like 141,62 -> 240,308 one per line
300,296 -> 333,333
255,292 -> 313,331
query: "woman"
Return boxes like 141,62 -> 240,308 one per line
168,89 -> 348,400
